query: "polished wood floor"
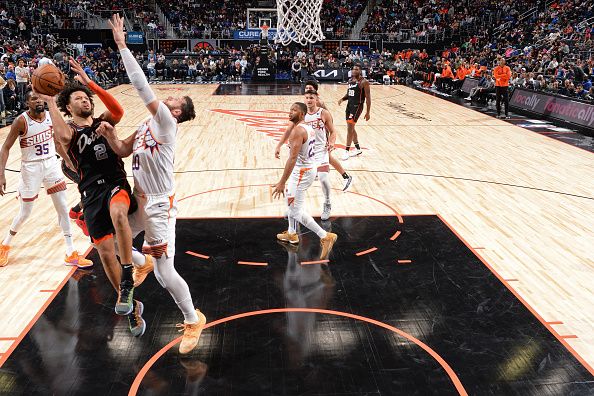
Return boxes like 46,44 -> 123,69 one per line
0,84 -> 592,372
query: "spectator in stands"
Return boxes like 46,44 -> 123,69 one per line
155,57 -> 169,80
15,59 -> 29,109
465,73 -> 495,102
3,79 -> 18,114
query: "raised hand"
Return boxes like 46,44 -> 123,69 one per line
69,57 -> 92,85
107,14 -> 126,48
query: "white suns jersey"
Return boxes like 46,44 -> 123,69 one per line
18,111 -> 55,162
294,122 -> 316,168
304,108 -> 327,154
132,110 -> 177,195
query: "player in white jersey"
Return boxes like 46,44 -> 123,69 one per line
0,90 -> 92,268
272,102 -> 337,260
96,13 -> 205,354
303,89 -> 340,221
275,80 -> 353,220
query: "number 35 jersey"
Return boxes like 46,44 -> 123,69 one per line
18,111 -> 55,162
131,102 -> 177,196
67,118 -> 127,193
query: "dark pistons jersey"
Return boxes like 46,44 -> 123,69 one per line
347,78 -> 366,107
67,118 -> 127,192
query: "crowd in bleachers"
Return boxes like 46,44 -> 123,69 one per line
409,0 -> 594,102
156,0 -> 368,40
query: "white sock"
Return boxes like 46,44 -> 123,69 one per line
154,255 -> 199,323
318,171 -> 331,204
50,191 -> 74,255
5,199 -> 35,245
294,210 -> 327,239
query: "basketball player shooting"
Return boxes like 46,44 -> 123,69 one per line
98,14 -> 205,354
338,64 -> 371,160
0,90 -> 93,268
272,102 -> 337,260
35,68 -> 145,336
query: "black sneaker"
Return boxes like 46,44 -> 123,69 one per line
115,280 -> 134,315
342,175 -> 353,192
128,300 -> 146,337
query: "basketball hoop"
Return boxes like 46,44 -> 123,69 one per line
275,0 -> 325,46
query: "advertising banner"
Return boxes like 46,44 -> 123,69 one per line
510,88 -> 594,131
234,29 -> 277,41
312,68 -> 346,81
126,32 -> 145,44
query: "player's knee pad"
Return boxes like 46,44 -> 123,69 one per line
18,201 -> 34,220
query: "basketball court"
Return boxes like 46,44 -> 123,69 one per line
0,83 -> 592,394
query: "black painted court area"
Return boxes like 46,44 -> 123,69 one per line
1,216 -> 592,395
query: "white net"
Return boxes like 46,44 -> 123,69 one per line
275,0 -> 325,46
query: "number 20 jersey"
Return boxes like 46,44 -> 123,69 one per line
67,118 -> 127,193
18,111 -> 55,162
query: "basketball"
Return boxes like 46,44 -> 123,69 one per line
31,64 -> 65,96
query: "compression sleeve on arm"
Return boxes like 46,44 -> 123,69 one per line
87,81 -> 124,123
120,48 -> 156,105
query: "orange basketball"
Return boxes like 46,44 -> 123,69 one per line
31,64 -> 65,96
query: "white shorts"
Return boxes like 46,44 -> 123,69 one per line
129,192 -> 177,259
314,150 -> 329,171
286,167 -> 315,211
18,156 -> 66,201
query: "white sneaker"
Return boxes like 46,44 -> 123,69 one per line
342,150 -> 350,161
350,148 -> 363,157
464,97 -> 471,101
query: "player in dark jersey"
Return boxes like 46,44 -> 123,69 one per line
36,61 -> 146,337
338,64 -> 371,160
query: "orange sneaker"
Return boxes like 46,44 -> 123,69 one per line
319,232 -> 338,260
277,230 -> 299,244
133,254 -> 154,287
64,251 -> 94,268
0,244 -> 9,267
177,310 -> 207,354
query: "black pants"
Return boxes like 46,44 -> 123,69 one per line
496,86 -> 509,116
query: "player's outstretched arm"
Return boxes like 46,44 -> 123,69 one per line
274,122 -> 295,159
0,117 -> 23,195
108,14 -> 159,116
70,57 -> 124,125
97,121 -> 135,158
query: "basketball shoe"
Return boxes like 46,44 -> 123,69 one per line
65,251 -> 94,268
350,148 -> 363,157
0,244 -> 10,267
342,175 -> 353,192
115,279 -> 134,315
128,300 -> 146,337
277,231 -> 299,244
133,254 -> 154,287
320,232 -> 338,260
177,309 -> 207,354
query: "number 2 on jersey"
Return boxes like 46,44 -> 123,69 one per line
94,143 -> 108,161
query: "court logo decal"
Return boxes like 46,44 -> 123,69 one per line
210,109 -> 369,150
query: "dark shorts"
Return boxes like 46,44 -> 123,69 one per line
81,178 -> 137,243
346,104 -> 364,124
